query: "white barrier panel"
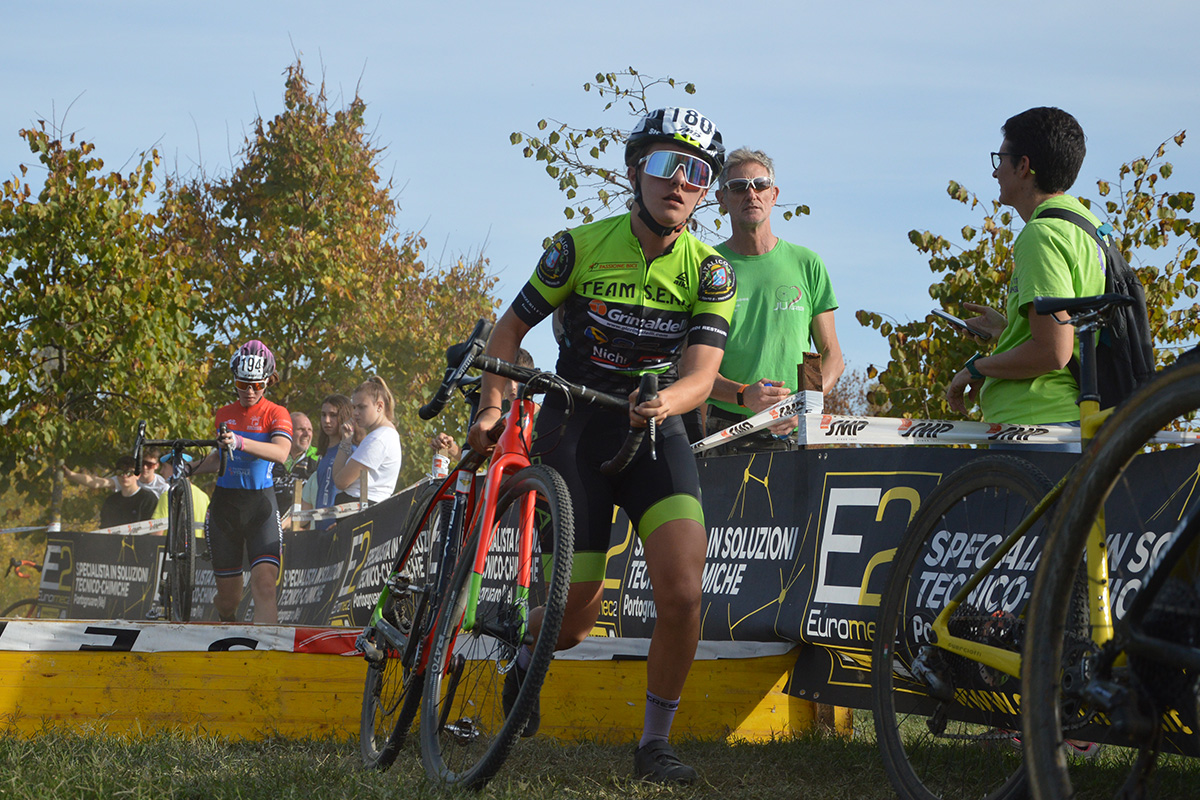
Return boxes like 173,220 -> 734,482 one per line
802,413 -> 1200,447
0,620 -> 361,654
694,400 -> 1200,453
92,518 -> 168,536
691,391 -> 823,453
800,414 -> 1081,447
0,620 -> 793,662
288,500 -> 369,523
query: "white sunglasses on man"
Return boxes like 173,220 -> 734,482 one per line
722,176 -> 774,194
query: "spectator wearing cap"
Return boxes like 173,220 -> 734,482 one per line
98,455 -> 159,529
64,447 -> 169,498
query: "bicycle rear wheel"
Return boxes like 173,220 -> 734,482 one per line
419,464 -> 574,789
872,455 -> 1054,800
1024,359 -> 1200,800
360,482 -> 448,769
165,481 -> 195,622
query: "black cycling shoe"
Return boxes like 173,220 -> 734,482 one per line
501,663 -> 540,737
634,740 -> 697,785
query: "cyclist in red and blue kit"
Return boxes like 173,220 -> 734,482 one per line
191,340 -> 292,623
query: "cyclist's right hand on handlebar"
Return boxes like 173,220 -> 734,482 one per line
467,406 -> 504,455
217,429 -> 242,452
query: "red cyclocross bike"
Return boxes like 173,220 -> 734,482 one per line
356,319 -> 654,789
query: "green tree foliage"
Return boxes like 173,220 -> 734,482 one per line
0,124 -> 209,528
857,133 -> 1200,419
510,68 -> 808,245
162,61 -> 500,487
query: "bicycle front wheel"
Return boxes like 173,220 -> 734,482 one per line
1024,359 -> 1200,800
360,482 -> 447,769
419,464 -> 574,789
166,481 -> 195,622
872,455 -> 1053,800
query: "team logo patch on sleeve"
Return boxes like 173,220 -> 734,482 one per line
699,256 -> 736,303
535,235 -> 575,289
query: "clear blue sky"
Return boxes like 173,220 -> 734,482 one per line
5,1 -> 1199,385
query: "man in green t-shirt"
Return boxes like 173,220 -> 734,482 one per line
706,147 -> 844,449
946,107 -> 1104,447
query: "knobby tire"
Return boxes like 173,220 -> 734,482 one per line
419,464 -> 574,789
872,455 -> 1055,800
1024,359 -> 1200,800
166,481 -> 195,622
360,482 -> 448,770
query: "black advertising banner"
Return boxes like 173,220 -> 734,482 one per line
32,444 -> 1200,746
35,488 -> 426,626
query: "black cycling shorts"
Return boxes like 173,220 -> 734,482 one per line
206,486 -> 283,578
530,393 -> 704,582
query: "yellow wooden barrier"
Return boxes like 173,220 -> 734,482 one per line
0,627 -> 848,742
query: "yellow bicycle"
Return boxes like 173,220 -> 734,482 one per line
870,293 -> 1151,800
1023,351 -> 1200,798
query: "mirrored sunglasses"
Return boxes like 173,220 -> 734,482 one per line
724,176 -> 774,194
235,379 -> 266,391
639,150 -> 713,190
119,468 -> 139,477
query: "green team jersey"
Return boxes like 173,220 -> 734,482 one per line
514,213 -> 737,394
980,195 -> 1106,424
709,239 -> 837,417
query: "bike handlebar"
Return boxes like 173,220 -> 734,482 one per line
422,320 -> 660,476
135,422 -> 230,478
600,373 -> 658,476
419,319 -> 494,420
6,558 -> 40,579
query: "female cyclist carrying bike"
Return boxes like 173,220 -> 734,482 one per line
191,340 -> 293,623
467,107 -> 735,785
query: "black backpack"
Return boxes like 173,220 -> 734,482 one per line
1035,207 -> 1156,409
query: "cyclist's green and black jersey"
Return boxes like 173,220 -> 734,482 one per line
513,213 -> 737,394
512,213 -> 736,577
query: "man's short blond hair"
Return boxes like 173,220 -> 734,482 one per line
720,148 -> 775,187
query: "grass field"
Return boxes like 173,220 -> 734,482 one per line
0,723 -> 897,800
8,718 -> 1200,799
5,714 -> 1200,798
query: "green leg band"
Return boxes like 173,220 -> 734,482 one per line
636,493 -> 705,543
542,550 -> 607,583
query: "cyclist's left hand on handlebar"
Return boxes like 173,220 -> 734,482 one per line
629,391 -> 668,429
